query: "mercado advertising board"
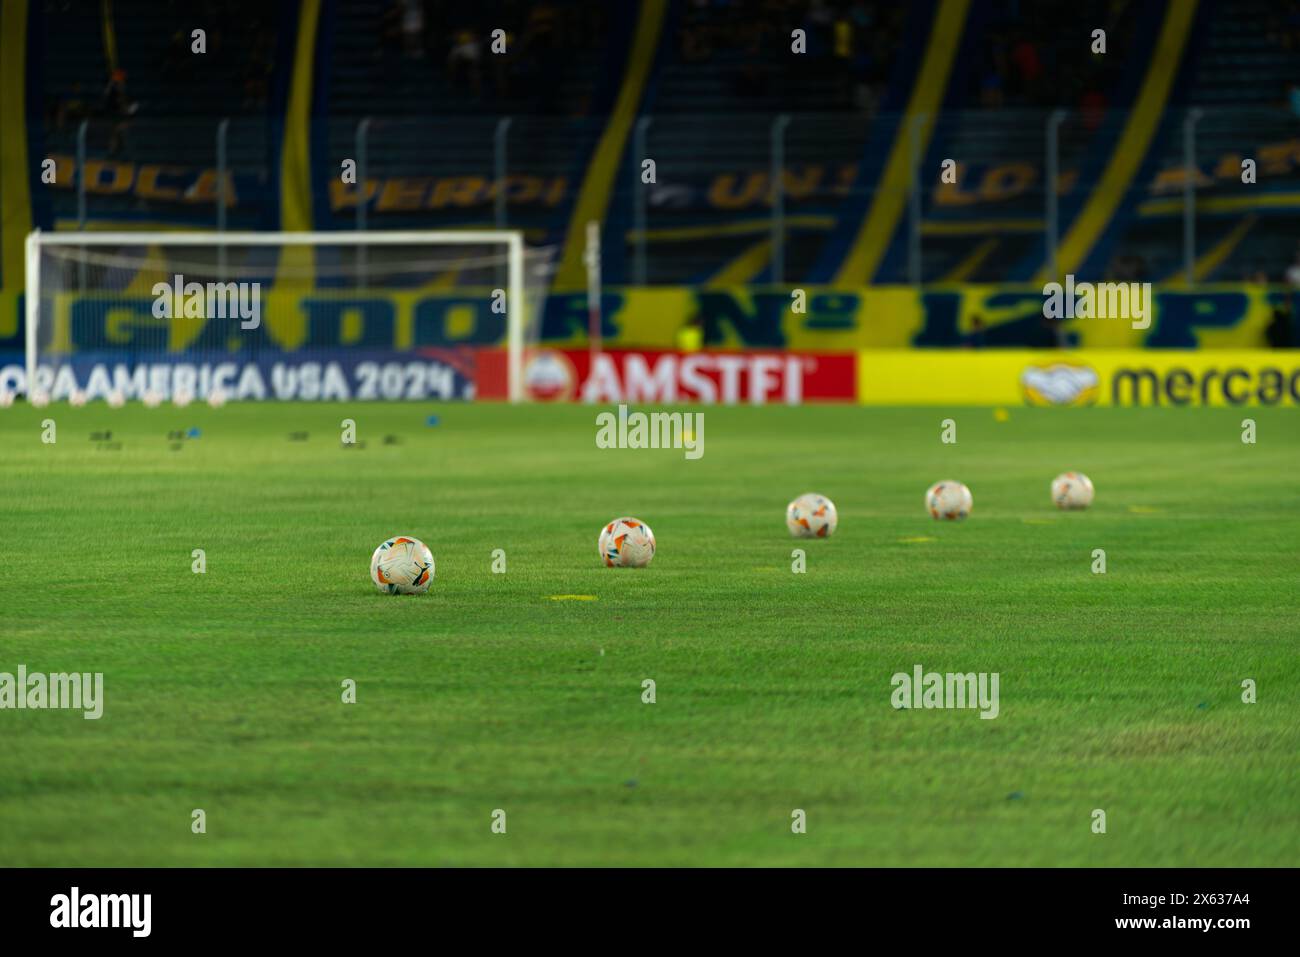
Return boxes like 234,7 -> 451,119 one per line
857,350 -> 1300,407
476,349 -> 857,404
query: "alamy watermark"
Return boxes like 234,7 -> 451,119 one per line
1042,275 -> 1151,330
890,664 -> 999,719
0,665 -> 103,719
50,887 -> 150,937
596,404 -> 704,459
152,274 -> 261,329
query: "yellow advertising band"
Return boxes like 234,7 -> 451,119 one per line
856,350 -> 1300,407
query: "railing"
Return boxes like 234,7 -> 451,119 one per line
53,108 -> 1300,286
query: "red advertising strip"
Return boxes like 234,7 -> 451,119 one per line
475,349 -> 857,404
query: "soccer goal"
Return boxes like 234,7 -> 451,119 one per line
24,229 -> 552,403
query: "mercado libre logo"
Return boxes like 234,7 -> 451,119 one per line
1020,363 -> 1100,406
523,350 -> 578,402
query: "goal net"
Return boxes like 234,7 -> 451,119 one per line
24,230 -> 553,402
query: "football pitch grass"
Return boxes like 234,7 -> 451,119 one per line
1,401 -> 1297,867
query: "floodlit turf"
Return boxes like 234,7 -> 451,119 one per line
0,401 -> 1297,866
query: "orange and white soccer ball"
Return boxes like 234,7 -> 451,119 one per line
599,517 -> 656,568
0,390 -> 13,408
1051,471 -> 1094,510
786,492 -> 838,538
106,390 -> 126,408
926,480 -> 973,520
370,535 -> 435,594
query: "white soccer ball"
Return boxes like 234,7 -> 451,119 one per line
68,389 -> 87,407
370,535 -> 435,594
926,480 -> 973,520
29,390 -> 50,408
0,391 -> 13,408
105,390 -> 126,408
786,492 -> 838,538
141,390 -> 162,408
599,517 -> 656,568
172,389 -> 194,408
207,388 -> 228,408
1051,471 -> 1094,510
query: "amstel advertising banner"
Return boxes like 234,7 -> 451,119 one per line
857,350 -> 1300,406
477,349 -> 857,404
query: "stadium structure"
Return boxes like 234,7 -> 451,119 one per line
0,0 -> 1296,895
1,0 -> 1297,405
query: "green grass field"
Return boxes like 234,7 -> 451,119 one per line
1,401 -> 1297,866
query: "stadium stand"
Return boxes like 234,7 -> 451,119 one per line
19,0 -> 1300,287
1109,0 -> 1300,282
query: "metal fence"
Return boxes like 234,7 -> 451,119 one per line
56,107 -> 1300,285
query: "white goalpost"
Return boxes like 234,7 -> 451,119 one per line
23,229 -> 544,403
584,219 -> 602,361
